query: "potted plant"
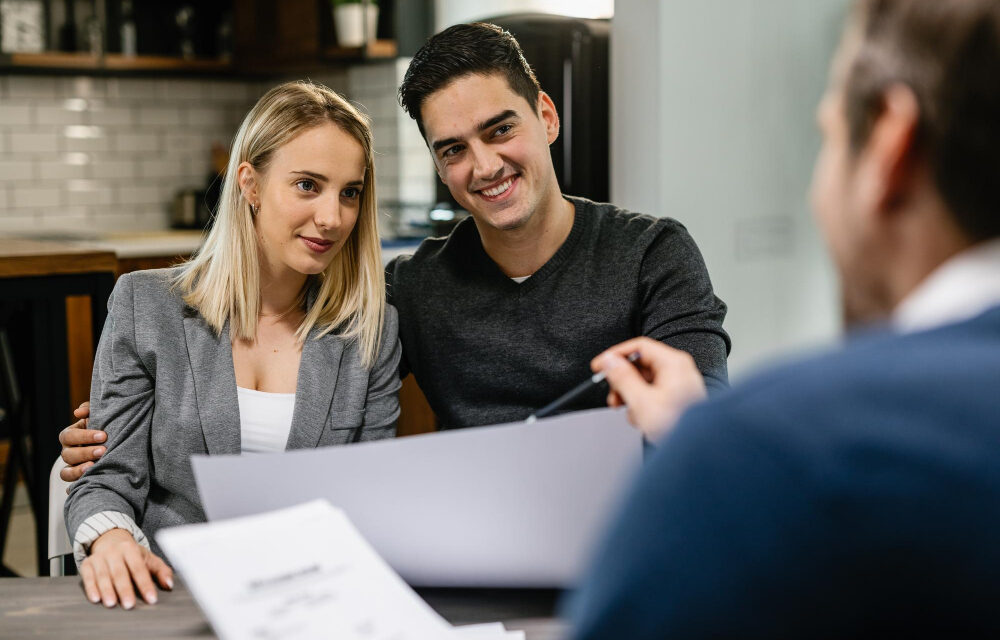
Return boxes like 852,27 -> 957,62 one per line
332,0 -> 378,48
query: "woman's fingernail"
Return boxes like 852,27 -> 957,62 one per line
146,592 -> 157,604
94,447 -> 105,456
166,577 -> 174,589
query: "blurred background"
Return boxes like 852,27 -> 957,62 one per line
0,0 -> 849,575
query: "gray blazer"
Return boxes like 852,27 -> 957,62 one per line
65,268 -> 401,555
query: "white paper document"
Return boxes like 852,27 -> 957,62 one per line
192,407 -> 642,587
157,500 -> 520,640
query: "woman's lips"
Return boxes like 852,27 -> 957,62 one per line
300,236 -> 334,253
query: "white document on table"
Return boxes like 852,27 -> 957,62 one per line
157,499 -> 516,640
191,407 -> 642,587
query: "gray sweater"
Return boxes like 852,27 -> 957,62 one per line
386,196 -> 730,429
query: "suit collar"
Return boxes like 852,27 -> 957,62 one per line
182,307 -> 345,454
285,326 -> 344,450
183,311 -> 241,455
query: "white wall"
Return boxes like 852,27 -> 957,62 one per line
613,0 -> 850,379
434,0 -> 612,32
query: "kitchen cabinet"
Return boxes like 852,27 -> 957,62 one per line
0,0 -> 399,76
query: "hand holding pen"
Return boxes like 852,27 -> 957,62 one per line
590,337 -> 707,441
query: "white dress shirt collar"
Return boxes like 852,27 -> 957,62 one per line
893,237 -> 1000,334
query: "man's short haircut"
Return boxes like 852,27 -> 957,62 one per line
398,22 -> 542,140
844,0 -> 1000,241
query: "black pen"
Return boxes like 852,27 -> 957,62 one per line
527,351 -> 641,423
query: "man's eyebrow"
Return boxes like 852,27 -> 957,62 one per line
430,110 -> 520,152
477,109 -> 519,133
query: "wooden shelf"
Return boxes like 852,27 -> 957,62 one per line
0,51 -> 233,74
324,39 -> 397,61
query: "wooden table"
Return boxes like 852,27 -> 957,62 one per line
0,577 -> 567,639
0,238 -> 117,576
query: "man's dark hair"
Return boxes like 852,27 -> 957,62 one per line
844,0 -> 1000,241
398,22 -> 542,140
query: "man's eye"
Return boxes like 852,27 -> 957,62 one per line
494,124 -> 513,137
442,145 -> 463,158
342,187 -> 361,199
296,180 -> 316,192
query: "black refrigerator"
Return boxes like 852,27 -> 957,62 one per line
434,13 -> 610,208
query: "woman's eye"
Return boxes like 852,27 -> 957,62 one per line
296,180 -> 316,192
342,187 -> 361,199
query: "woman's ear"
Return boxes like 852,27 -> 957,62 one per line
236,162 -> 258,207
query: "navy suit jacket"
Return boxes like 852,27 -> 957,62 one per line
568,305 -> 1000,638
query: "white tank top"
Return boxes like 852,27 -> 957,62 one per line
237,386 -> 296,453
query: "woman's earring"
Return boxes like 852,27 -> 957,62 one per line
251,202 -> 259,216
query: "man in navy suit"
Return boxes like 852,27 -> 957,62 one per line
569,0 -> 1000,636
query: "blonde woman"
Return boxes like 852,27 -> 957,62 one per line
64,81 -> 400,609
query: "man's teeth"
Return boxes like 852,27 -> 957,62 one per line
482,177 -> 514,197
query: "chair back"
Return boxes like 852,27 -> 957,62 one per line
48,458 -> 72,576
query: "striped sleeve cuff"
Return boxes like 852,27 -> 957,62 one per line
72,511 -> 150,568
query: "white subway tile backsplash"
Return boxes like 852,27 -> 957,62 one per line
114,131 -> 161,153
186,107 -> 228,128
157,79 -> 204,101
117,184 -> 163,205
11,186 -> 61,208
64,133 -> 110,154
10,131 -> 59,154
65,77 -> 106,99
105,78 -> 159,100
0,160 -> 34,181
139,158 -> 184,179
91,158 -> 138,180
138,106 -> 184,127
7,77 -> 60,99
0,213 -> 38,232
36,207 -> 91,231
0,103 -> 32,126
87,104 -> 136,127
91,208 -> 169,231
36,157 -> 90,180
66,180 -> 115,206
35,104 -> 88,126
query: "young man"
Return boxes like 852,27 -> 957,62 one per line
58,23 -> 729,476
569,0 -> 1000,635
387,22 -> 729,428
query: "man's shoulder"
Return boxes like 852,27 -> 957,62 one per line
567,196 -> 696,261
386,219 -> 479,286
677,310 -> 1000,456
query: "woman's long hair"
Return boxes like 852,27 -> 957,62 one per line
174,80 -> 385,368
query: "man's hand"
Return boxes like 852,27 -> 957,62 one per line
59,402 -> 105,482
592,337 -> 707,441
80,529 -> 173,609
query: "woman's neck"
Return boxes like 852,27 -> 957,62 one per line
258,262 -> 308,318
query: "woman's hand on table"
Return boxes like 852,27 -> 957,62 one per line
80,529 -> 174,609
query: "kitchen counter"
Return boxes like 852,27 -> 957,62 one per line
1,230 -> 423,264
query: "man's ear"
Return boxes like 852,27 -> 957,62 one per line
537,91 -> 560,145
859,84 -> 921,217
236,162 -> 259,205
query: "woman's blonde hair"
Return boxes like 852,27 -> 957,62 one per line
175,80 -> 385,368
